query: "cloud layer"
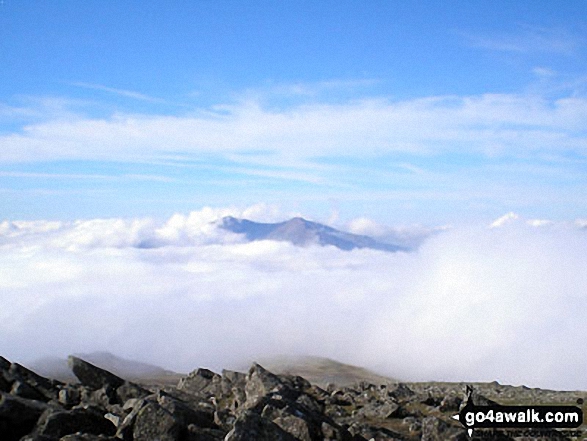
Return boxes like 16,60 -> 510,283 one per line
1,208 -> 586,390
2,93 -> 586,163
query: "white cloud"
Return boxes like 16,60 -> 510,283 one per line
1,92 -> 586,163
0,208 -> 586,390
490,212 -> 519,228
461,24 -> 582,55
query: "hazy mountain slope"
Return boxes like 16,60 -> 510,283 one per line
30,351 -> 179,383
221,216 -> 407,252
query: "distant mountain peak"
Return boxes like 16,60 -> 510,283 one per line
220,216 -> 406,252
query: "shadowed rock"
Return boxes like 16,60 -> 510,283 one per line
132,401 -> 182,441
35,406 -> 116,438
0,392 -> 49,441
68,356 -> 125,390
225,410 -> 298,441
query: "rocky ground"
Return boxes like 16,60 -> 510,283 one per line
1,354 -> 585,440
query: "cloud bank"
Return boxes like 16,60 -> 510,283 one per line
1,208 -> 586,391
2,92 -> 586,164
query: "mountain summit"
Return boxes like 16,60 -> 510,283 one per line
220,216 -> 406,252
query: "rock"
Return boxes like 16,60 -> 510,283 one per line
116,398 -> 148,441
224,410 -> 298,441
157,392 -> 216,429
10,380 -> 47,401
0,373 -> 10,392
0,355 -> 11,371
244,363 -> 292,407
420,416 -> 467,441
67,356 -> 125,390
0,392 -> 49,441
58,386 -> 81,408
115,380 -> 150,403
273,414 -> 313,441
177,368 -> 220,395
389,383 -> 415,400
6,363 -> 61,402
439,394 -> 462,412
35,406 -> 116,438
132,400 -> 183,441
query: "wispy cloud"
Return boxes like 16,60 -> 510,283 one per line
0,171 -> 174,183
460,24 -> 583,55
70,82 -> 166,103
1,92 -> 586,163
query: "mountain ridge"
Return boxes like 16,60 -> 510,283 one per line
220,216 -> 407,252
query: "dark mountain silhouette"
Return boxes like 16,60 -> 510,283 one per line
220,216 -> 407,252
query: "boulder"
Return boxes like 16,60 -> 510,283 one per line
0,356 -> 11,370
420,416 -> 467,441
35,406 -> 116,438
224,410 -> 297,441
6,363 -> 61,402
0,392 -> 49,441
132,401 -> 183,441
177,368 -> 220,395
67,357 -> 125,390
244,363 -> 291,407
157,392 -> 216,429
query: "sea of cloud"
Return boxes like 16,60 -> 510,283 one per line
1,207 -> 586,390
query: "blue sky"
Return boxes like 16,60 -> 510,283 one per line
1,0 -> 586,225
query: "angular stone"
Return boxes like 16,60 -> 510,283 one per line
58,386 -> 81,408
439,394 -> 462,412
420,416 -> 467,441
0,373 -> 10,392
224,410 -> 297,441
116,398 -> 148,441
67,356 -> 125,390
0,392 -> 48,441
357,400 -> 399,419
36,406 -> 116,438
10,380 -> 47,401
132,401 -> 183,441
273,414 -> 312,441
115,381 -> 150,403
0,356 -> 11,371
244,363 -> 288,407
6,363 -> 61,401
177,368 -> 220,395
157,392 -> 216,429
389,383 -> 415,400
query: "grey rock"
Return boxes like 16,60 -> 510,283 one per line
0,371 -> 10,392
157,392 -> 216,429
67,356 -> 125,390
116,397 -> 148,441
389,383 -> 415,400
439,394 -> 462,412
244,363 -> 290,407
178,368 -> 221,396
115,380 -> 150,403
58,386 -> 81,408
224,410 -> 297,441
6,363 -> 61,402
10,379 -> 47,401
35,406 -> 116,438
0,355 -> 11,371
420,416 -> 467,441
132,400 -> 183,441
273,414 -> 313,441
0,391 -> 49,441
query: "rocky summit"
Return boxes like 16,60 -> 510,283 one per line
0,355 -> 585,440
